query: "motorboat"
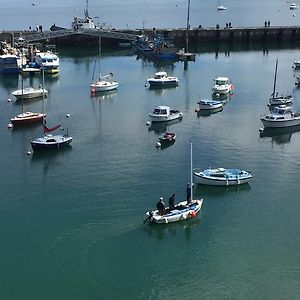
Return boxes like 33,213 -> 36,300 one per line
147,71 -> 179,88
293,61 -> 300,69
260,105 -> 300,128
35,51 -> 59,74
144,141 -> 203,224
144,200 -> 203,224
0,54 -> 20,74
197,99 -> 223,111
268,59 -> 293,106
290,3 -> 298,9
156,132 -> 176,147
217,5 -> 227,10
10,112 -> 45,126
12,86 -> 48,100
193,167 -> 252,186
149,105 -> 183,123
91,73 -> 118,92
212,77 -> 234,95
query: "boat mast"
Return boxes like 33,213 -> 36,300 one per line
98,36 -> 101,78
186,0 -> 191,53
21,68 -> 24,114
84,0 -> 89,17
272,59 -> 278,98
190,141 -> 193,201
42,66 -> 45,124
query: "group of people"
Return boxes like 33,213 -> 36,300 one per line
156,184 -> 192,215
264,20 -> 271,27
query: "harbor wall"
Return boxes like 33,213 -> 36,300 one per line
1,26 -> 300,47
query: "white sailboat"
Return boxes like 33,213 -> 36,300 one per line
10,69 -> 45,126
90,37 -> 118,93
144,141 -> 203,224
268,59 -> 293,106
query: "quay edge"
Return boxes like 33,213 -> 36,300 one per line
1,26 -> 300,48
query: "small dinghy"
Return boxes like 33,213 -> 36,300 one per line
157,132 -> 176,146
197,99 -> 223,110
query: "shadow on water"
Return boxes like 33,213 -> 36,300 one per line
30,146 -> 72,175
143,216 -> 202,241
194,183 -> 251,197
259,125 -> 300,144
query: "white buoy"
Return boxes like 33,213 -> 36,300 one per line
146,121 -> 151,126
66,113 -> 71,118
259,128 -> 263,132
156,141 -> 161,148
7,123 -> 13,129
7,98 -> 12,102
27,150 -> 32,155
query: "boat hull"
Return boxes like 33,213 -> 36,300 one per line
147,80 -> 178,87
145,199 -> 203,224
260,117 -> 300,128
12,89 -> 48,100
31,135 -> 72,151
10,112 -> 45,126
149,113 -> 182,123
91,81 -> 119,92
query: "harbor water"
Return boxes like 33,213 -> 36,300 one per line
1,43 -> 300,298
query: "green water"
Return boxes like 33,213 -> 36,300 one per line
1,45 -> 300,299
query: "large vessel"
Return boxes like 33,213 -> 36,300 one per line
72,0 -> 97,30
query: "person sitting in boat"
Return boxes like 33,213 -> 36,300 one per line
156,197 -> 165,215
186,184 -> 191,204
168,194 -> 176,210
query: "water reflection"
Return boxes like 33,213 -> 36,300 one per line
259,125 -> 300,144
147,118 -> 182,134
90,89 -> 118,100
30,146 -> 72,175
0,74 -> 19,90
143,216 -> 201,241
195,183 -> 251,197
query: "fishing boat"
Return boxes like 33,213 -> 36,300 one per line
10,69 -> 45,126
197,99 -> 223,111
72,0 -> 97,30
260,105 -> 300,128
193,167 -> 252,186
147,71 -> 179,88
90,37 -> 118,93
212,77 -> 234,95
268,59 -> 293,106
149,105 -> 183,123
144,142 -> 203,224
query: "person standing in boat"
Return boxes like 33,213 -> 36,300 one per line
186,184 -> 191,204
156,197 -> 165,215
168,194 -> 176,210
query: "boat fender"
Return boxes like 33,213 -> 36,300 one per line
189,211 -> 196,217
195,108 -> 199,113
7,123 -> 13,129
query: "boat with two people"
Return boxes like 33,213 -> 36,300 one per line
144,141 -> 203,224
193,167 -> 252,186
149,105 -> 183,123
212,76 -> 234,95
90,37 -> 118,93
147,71 -> 179,88
260,105 -> 300,128
268,59 -> 293,106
